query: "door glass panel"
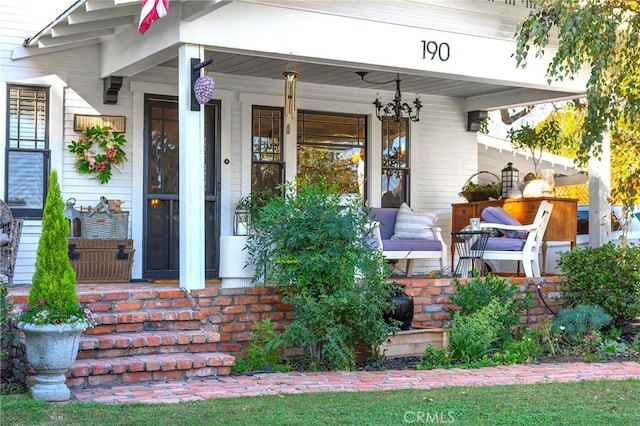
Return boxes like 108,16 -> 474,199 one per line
149,123 -> 179,194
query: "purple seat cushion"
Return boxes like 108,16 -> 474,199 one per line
478,237 -> 526,251
382,239 -> 442,252
370,208 -> 398,241
481,207 -> 526,238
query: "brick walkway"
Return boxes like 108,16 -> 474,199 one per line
71,361 -> 640,404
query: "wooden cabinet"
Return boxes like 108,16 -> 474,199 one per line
451,197 -> 578,272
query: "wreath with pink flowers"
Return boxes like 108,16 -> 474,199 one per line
68,125 -> 127,184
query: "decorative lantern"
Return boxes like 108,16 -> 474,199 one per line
63,198 -> 83,238
233,210 -> 250,236
501,162 -> 519,199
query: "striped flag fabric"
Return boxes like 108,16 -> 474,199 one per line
138,0 -> 169,35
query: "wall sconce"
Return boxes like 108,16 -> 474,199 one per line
356,72 -> 422,122
283,70 -> 300,118
467,110 -> 488,132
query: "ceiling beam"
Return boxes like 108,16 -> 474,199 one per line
67,3 -> 139,25
12,39 -> 98,60
52,16 -> 134,37
38,29 -> 114,48
464,88 -> 584,111
85,1 -> 117,12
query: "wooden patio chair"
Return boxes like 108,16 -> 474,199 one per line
0,199 -> 23,285
479,200 -> 554,277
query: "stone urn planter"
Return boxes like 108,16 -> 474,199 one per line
18,322 -> 87,401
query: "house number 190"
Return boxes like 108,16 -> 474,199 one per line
422,40 -> 450,62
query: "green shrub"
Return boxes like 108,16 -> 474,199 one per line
557,242 -> 640,326
1,278 -> 13,365
597,339 -> 629,358
551,304 -> 612,341
501,329 -> 544,363
245,319 -> 285,369
232,319 -> 289,373
448,272 -> 533,335
416,346 -> 451,370
247,178 -> 394,370
446,299 -> 509,364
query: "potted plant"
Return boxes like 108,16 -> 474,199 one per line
16,170 -> 95,401
246,178 -> 396,370
505,119 -> 561,177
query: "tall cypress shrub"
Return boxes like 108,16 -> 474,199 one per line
27,170 -> 78,312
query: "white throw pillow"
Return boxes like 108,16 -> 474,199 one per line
391,203 -> 438,240
0,232 -> 10,246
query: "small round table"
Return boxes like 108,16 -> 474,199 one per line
451,230 -> 490,278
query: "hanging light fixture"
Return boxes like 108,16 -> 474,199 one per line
356,72 -> 422,122
283,69 -> 300,118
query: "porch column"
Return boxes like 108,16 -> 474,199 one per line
588,130 -> 612,247
178,43 -> 206,290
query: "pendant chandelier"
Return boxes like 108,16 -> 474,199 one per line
356,72 -> 422,122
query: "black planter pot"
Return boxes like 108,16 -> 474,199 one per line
384,282 -> 414,330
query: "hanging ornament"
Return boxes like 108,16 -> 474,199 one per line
193,75 -> 215,105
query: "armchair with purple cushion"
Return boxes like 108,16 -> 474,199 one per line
369,207 -> 448,277
478,201 -> 554,277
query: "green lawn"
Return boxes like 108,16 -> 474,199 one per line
1,379 -> 639,425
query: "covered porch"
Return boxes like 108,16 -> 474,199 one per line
3,0 -> 594,288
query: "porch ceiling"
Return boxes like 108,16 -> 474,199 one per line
160,51 -> 518,99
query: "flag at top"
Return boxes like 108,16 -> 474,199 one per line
138,0 -> 169,34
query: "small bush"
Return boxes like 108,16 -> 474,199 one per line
551,304 -> 613,342
446,299 -> 509,364
448,272 -> 533,334
417,346 -> 451,370
1,279 -> 16,378
557,242 -> 640,327
232,319 -> 288,373
501,329 -> 544,363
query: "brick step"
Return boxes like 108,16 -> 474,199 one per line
66,352 -> 235,390
78,330 -> 222,359
78,288 -> 194,307
85,309 -> 207,334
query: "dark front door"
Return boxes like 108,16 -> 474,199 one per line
143,95 -> 220,279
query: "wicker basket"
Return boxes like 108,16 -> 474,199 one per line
68,238 -> 134,283
459,171 -> 502,202
81,211 -> 129,239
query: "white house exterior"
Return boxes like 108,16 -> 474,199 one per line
1,0 -> 590,287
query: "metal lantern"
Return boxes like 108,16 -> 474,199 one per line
63,197 -> 83,238
501,162 -> 519,199
233,210 -> 250,236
